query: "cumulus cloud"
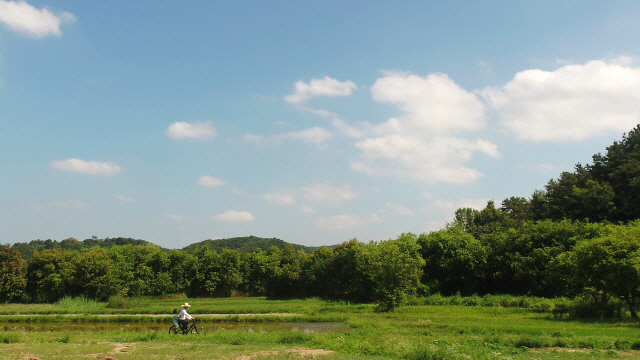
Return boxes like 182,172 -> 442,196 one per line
316,214 -> 365,230
245,127 -> 332,147
213,210 -> 255,223
386,203 -> 414,216
117,195 -> 135,202
31,199 -> 88,210
352,135 -> 499,183
432,199 -> 491,215
166,120 -> 217,140
285,76 -> 357,104
197,176 -> 225,187
297,106 -> 365,138
0,0 -> 75,38
50,158 -> 121,176
165,213 -> 185,221
483,57 -> 640,141
302,183 -> 358,204
352,71 -> 498,183
302,205 -> 316,214
371,71 -> 486,134
274,127 -> 332,145
264,192 -> 297,205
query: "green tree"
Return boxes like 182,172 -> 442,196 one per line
26,249 -> 77,302
418,227 -> 486,295
571,222 -> 640,317
74,248 -> 116,300
216,249 -> 244,297
500,196 -> 532,221
168,250 -> 198,296
192,247 -> 221,297
364,234 -> 425,312
589,124 -> 640,222
0,247 -> 27,302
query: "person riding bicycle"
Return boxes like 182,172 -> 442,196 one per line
177,302 -> 193,333
171,309 -> 179,334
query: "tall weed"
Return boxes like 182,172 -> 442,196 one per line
53,296 -> 101,313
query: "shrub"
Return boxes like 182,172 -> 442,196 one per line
53,296 -> 100,313
0,333 -> 22,344
514,336 -> 549,348
277,332 -> 310,344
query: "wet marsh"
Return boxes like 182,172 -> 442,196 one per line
1,297 -> 640,359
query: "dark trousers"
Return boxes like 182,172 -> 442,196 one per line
178,319 -> 189,331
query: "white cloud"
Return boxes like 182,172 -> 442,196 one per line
432,199 -> 491,215
352,135 -> 500,183
386,203 -> 414,216
0,0 -> 75,38
213,210 -> 255,223
244,133 -> 264,142
285,76 -> 357,104
317,215 -> 365,230
50,158 -> 121,176
352,71 -> 498,183
302,205 -> 316,214
117,195 -> 135,202
166,120 -> 217,140
483,57 -> 640,141
371,71 -> 485,134
274,127 -> 332,145
303,183 -> 358,204
31,199 -> 88,210
297,106 -> 365,138
245,127 -> 332,147
197,176 -> 225,187
264,193 -> 297,205
165,213 -> 185,221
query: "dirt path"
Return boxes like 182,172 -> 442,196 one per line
1,313 -> 302,318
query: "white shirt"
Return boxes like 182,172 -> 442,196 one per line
178,308 -> 192,321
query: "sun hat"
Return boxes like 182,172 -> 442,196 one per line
182,302 -> 191,308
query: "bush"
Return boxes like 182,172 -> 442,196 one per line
0,333 -> 22,344
277,332 -> 310,344
53,296 -> 100,313
107,295 -> 131,309
514,336 -> 549,348
570,298 -> 617,319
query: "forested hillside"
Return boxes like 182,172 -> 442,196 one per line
2,126 -> 640,316
181,236 -> 316,254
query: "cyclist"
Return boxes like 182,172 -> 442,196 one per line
177,302 -> 193,333
171,309 -> 179,334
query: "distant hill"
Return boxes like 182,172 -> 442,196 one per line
8,237 -> 162,259
5,235 -> 321,259
181,236 -> 317,254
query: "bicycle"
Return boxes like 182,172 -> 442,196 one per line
169,318 -> 207,335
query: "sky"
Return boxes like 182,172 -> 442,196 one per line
2,1 -> 640,249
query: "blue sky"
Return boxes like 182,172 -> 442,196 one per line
2,1 -> 640,249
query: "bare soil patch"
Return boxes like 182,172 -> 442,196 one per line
529,347 -> 640,356
235,348 -> 334,359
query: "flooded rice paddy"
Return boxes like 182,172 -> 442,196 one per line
0,321 -> 350,334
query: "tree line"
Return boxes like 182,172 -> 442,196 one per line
2,126 -> 640,315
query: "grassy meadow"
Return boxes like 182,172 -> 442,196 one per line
1,296 -> 639,359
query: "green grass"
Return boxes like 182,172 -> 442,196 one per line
1,296 -> 639,359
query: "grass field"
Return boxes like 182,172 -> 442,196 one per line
1,296 -> 639,359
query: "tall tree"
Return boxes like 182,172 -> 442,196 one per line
0,247 -> 27,302
589,125 -> 640,222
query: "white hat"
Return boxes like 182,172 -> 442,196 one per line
182,302 -> 191,308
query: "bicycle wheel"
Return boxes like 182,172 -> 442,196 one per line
191,325 -> 207,335
169,325 -> 178,335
